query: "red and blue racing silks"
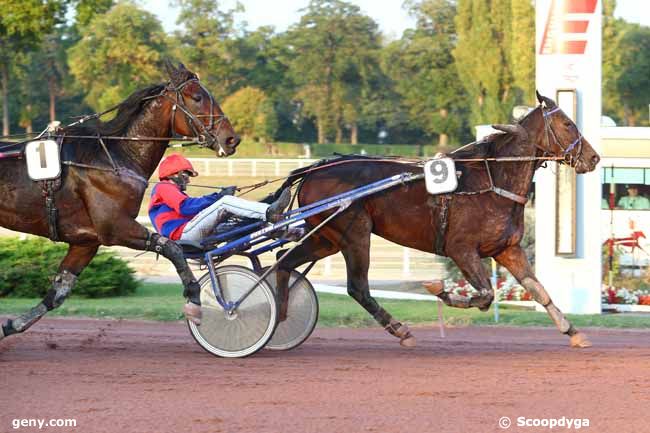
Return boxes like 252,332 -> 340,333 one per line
148,181 -> 224,240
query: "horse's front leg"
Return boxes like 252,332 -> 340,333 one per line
1,244 -> 98,340
94,217 -> 202,325
425,250 -> 494,311
495,245 -> 591,348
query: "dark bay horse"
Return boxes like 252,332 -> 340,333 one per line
274,92 -> 600,348
0,62 -> 239,341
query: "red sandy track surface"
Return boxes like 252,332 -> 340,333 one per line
1,318 -> 649,433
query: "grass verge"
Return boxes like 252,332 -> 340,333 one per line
2,283 -> 650,329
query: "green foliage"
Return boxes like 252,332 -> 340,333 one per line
172,0 -> 246,100
453,0 -> 533,125
384,0 -> 468,146
222,86 -> 278,142
67,1 -> 167,111
284,0 -> 384,144
0,238 -> 139,298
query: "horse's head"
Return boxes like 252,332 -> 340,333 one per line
164,61 -> 240,157
534,91 -> 600,174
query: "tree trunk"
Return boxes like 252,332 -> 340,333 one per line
335,125 -> 342,144
1,64 -> 9,136
350,122 -> 358,145
317,118 -> 326,144
48,76 -> 57,122
438,108 -> 449,147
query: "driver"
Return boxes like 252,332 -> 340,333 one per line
149,154 -> 292,242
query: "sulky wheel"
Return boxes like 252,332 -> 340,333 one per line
260,267 -> 319,351
187,265 -> 278,358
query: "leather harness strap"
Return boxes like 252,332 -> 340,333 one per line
39,135 -> 65,242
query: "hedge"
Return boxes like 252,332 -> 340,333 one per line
0,238 -> 139,298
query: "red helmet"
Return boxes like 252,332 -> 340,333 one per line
158,154 -> 198,180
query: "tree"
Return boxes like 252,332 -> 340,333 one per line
67,2 -> 167,111
453,0 -> 517,126
384,0 -> 468,147
616,24 -> 650,126
284,0 -> 382,144
222,86 -> 277,142
172,0 -> 246,100
0,0 -> 66,134
509,0 -> 535,105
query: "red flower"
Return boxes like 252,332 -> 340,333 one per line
457,279 -> 467,288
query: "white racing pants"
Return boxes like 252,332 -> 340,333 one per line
180,195 -> 269,242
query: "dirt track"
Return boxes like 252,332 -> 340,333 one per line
1,318 -> 649,433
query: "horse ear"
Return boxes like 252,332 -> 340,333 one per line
535,91 -> 557,109
177,62 -> 188,71
492,124 -> 529,142
164,59 -> 177,78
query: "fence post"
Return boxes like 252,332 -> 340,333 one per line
275,160 -> 280,176
228,160 -> 233,176
323,256 -> 332,277
252,160 -> 257,177
402,247 -> 411,276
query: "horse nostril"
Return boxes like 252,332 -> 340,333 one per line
592,154 -> 600,166
227,135 -> 241,148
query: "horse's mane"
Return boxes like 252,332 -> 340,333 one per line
64,84 -> 165,138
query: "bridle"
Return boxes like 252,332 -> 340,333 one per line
539,105 -> 584,168
157,77 -> 230,156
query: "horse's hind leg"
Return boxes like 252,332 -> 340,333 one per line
339,231 -> 416,348
1,244 -> 98,340
495,245 -> 591,348
275,234 -> 339,321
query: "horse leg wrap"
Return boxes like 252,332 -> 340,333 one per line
43,270 -> 77,310
147,233 -> 201,305
8,303 -> 48,334
521,277 -> 551,306
469,289 -> 494,311
385,319 -> 416,348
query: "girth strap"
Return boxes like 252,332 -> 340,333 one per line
428,194 -> 452,256
40,178 -> 62,241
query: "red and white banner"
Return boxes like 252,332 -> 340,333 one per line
539,0 -> 599,55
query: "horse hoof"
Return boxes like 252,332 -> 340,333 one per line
422,280 -> 444,296
570,333 -> 592,348
400,336 -> 417,348
183,303 -> 202,326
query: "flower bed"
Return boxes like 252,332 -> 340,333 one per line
443,277 -> 532,302
443,279 -> 650,306
602,285 -> 650,305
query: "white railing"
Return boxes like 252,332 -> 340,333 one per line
175,158 -> 318,178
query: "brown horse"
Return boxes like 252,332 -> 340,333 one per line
0,62 -> 239,340
274,92 -> 600,348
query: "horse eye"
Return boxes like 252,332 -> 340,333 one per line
192,93 -> 202,102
